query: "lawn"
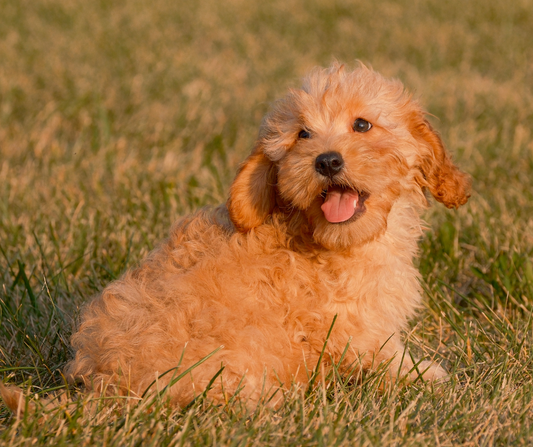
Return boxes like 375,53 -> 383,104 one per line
1,0 -> 532,445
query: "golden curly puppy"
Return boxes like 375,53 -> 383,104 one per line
66,63 -> 470,407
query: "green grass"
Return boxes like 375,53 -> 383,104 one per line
1,0 -> 533,444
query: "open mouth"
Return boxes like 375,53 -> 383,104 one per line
320,185 -> 369,224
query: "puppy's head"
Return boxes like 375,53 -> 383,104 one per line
227,63 -> 470,250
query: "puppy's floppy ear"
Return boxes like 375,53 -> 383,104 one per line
227,146 -> 277,232
411,117 -> 471,208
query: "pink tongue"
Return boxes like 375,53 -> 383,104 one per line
321,189 -> 359,223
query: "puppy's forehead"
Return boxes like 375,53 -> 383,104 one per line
296,67 -> 410,131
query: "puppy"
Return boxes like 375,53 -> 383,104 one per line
65,63 -> 470,407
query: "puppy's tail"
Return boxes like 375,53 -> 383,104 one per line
0,382 -> 35,417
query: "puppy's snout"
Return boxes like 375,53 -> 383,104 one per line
315,152 -> 344,178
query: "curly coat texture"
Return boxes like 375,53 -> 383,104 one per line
66,64 -> 471,407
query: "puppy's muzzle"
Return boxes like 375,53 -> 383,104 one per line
315,152 -> 344,178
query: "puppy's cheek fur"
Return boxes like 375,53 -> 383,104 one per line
276,159 -> 324,210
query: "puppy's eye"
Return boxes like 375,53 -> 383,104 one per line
353,118 -> 372,133
298,130 -> 311,139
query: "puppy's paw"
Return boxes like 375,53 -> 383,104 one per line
0,383 -> 30,416
417,360 -> 448,382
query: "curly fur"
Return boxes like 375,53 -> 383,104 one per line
65,63 -> 471,407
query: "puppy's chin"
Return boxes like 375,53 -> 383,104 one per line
307,194 -> 393,251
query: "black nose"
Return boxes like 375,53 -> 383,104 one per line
315,152 -> 344,178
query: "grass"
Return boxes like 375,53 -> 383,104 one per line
1,0 -> 532,444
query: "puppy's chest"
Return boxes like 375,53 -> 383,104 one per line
245,249 -> 376,307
